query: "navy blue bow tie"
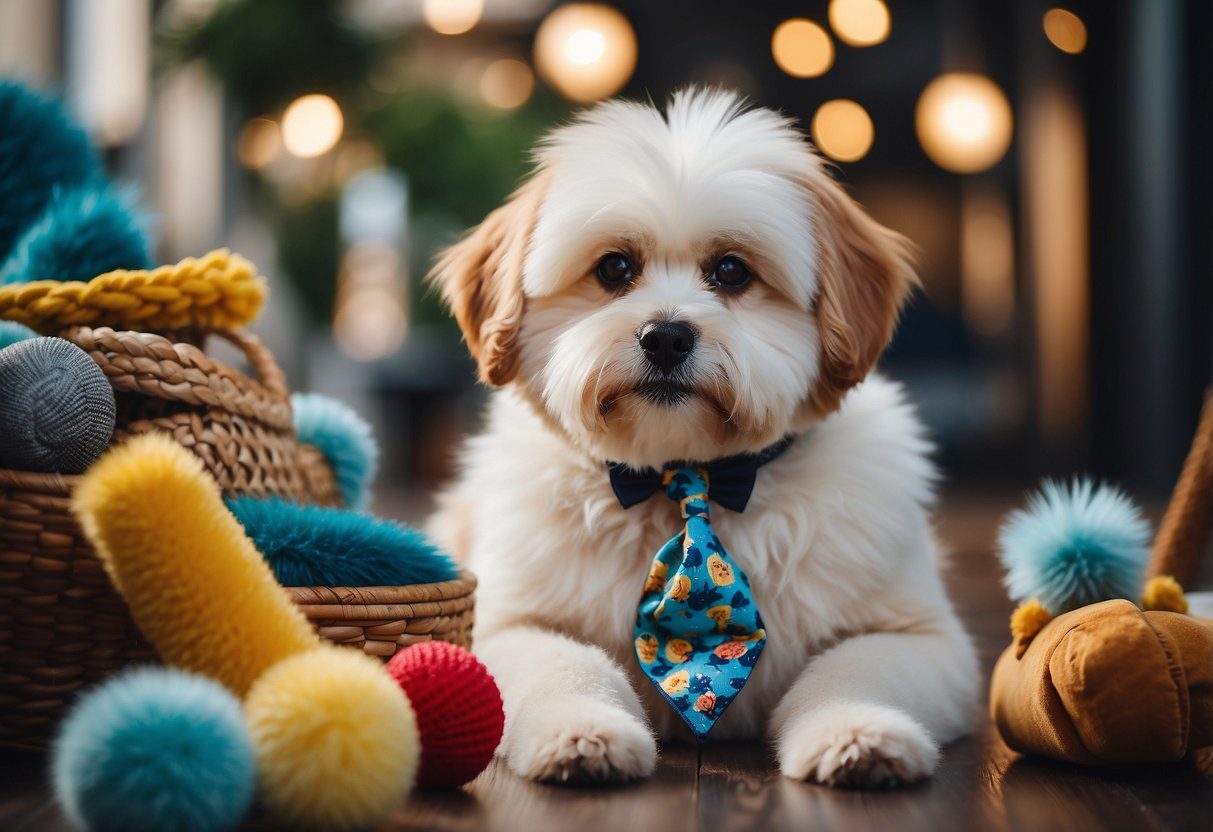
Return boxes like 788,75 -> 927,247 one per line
607,436 -> 794,513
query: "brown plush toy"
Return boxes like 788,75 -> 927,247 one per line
989,391 -> 1213,765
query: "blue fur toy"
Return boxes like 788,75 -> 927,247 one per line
226,496 -> 458,587
52,667 -> 256,832
292,392 -> 378,511
0,82 -> 100,262
997,477 -> 1152,613
0,184 -> 150,285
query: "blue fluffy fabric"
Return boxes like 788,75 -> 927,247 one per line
998,478 -> 1151,613
52,667 -> 255,832
292,392 -> 378,510
0,82 -> 100,262
0,321 -> 36,351
0,185 -> 150,285
226,496 -> 458,587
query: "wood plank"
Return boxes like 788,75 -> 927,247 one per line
381,744 -> 700,832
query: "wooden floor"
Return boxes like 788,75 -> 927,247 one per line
3,493 -> 1211,832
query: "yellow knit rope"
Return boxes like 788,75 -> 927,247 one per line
0,248 -> 266,333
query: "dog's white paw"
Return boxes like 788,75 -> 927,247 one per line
505,702 -> 657,784
779,703 -> 939,788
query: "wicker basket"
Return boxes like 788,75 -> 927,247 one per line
0,325 -> 474,750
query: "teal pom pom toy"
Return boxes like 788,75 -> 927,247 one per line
0,185 -> 150,285
227,496 -> 458,587
0,337 -> 116,473
0,82 -> 100,261
52,667 -> 256,832
292,392 -> 379,510
997,478 -> 1152,613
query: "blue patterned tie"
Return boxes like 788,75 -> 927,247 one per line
633,466 -> 766,738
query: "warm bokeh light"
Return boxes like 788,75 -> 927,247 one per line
534,4 -> 637,103
1043,8 -> 1087,54
811,99 -> 874,163
281,94 -> 344,159
423,0 -> 483,36
480,58 -> 535,110
828,0 -> 890,47
334,243 -> 407,362
771,19 -> 834,78
235,117 -> 280,169
961,183 -> 1015,335
915,73 -> 1013,174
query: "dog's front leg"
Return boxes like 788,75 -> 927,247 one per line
475,625 -> 658,784
769,615 -> 978,788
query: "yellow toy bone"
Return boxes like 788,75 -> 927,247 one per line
0,248 -> 265,333
72,434 -> 418,831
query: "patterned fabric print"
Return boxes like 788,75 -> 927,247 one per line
634,466 -> 766,738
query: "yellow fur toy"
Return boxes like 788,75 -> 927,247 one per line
72,433 -> 316,696
72,435 -> 420,830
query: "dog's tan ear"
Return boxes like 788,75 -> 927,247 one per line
429,175 -> 547,386
804,170 -> 917,415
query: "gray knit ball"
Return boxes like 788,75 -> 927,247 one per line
0,337 -> 116,473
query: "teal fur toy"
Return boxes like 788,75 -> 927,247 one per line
292,392 -> 378,510
0,184 -> 150,285
0,82 -> 100,262
227,496 -> 458,587
0,81 -> 151,286
997,477 -> 1152,614
53,667 -> 256,832
0,337 -> 116,474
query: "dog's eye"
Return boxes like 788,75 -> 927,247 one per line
709,256 -> 751,290
596,253 -> 634,287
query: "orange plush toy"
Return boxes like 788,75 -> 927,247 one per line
989,391 -> 1213,765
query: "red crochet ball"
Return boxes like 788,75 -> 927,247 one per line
385,641 -> 504,788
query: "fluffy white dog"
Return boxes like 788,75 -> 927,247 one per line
428,88 -> 977,788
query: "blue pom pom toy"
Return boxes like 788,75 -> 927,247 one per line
227,496 -> 458,587
292,392 -> 379,510
0,185 -> 150,285
52,667 -> 256,832
0,82 -> 100,262
997,477 -> 1152,613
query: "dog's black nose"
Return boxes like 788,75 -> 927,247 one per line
639,321 -> 696,374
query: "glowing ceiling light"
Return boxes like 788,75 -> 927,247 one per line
534,4 -> 637,103
1043,8 -> 1087,54
915,73 -> 1013,174
423,0 -> 483,36
828,0 -> 890,48
771,19 -> 834,79
281,94 -> 344,159
812,99 -> 874,163
480,59 -> 535,110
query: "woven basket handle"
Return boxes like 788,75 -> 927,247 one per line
205,329 -> 290,402
1147,388 -> 1213,584
61,326 -> 293,431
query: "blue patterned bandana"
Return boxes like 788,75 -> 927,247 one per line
625,454 -> 781,738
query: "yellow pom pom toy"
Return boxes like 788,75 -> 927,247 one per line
1009,598 -> 1052,658
247,647 -> 420,831
1140,574 -> 1189,614
72,433 -> 317,696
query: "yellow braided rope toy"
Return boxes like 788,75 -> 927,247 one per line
0,248 -> 265,332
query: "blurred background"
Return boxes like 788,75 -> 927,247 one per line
1,0 -> 1209,507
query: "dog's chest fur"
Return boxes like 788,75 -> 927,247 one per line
429,377 -> 939,739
